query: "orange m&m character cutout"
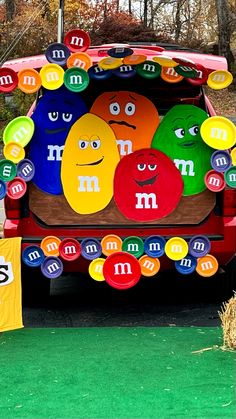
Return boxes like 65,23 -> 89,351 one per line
90,91 -> 160,157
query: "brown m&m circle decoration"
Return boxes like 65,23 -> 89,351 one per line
114,148 -> 183,222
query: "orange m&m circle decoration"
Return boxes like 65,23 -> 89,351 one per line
101,234 -> 123,256
67,52 -> 92,71
139,255 -> 160,276
90,91 -> 160,157
196,254 -> 219,277
161,67 -> 184,83
18,68 -> 42,94
41,236 -> 61,257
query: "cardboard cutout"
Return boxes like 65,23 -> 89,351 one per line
114,148 -> 183,221
151,105 -> 212,196
90,91 -> 159,157
29,86 -> 87,195
61,113 -> 120,214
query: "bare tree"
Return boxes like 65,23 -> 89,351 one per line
215,0 -> 234,70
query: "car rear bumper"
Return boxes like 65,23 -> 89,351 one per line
4,215 -> 236,271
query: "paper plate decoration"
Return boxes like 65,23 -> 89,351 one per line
210,150 -> 232,172
40,64 -> 64,90
113,65 -> 136,78
29,86 -> 87,195
114,148 -> 183,222
3,116 -> 34,147
3,142 -> 25,163
207,70 -> 233,90
123,54 -> 147,65
99,57 -> 123,70
64,29 -> 91,52
7,177 -> 27,199
0,180 -> 7,200
224,166 -> 236,188
200,116 -> 236,150
81,238 -> 102,260
196,254 -> 218,277
204,170 -> 226,192
67,52 -> 92,70
64,67 -> 89,92
59,238 -> 81,261
152,105 -> 212,196
18,68 -> 42,94
0,67 -> 18,93
22,245 -> 45,268
153,55 -> 178,67
230,148 -> 236,166
61,113 -> 120,214
144,235 -> 166,258
103,252 -> 141,290
45,42 -> 71,66
17,159 -> 35,182
188,235 -> 211,258
41,256 -> 63,279
175,254 -> 197,274
101,235 -> 123,256
139,255 -> 160,277
108,47 -> 133,58
122,236 -> 144,258
40,236 -> 61,257
161,67 -> 184,83
90,91 -> 160,156
165,237 -> 188,261
88,64 -> 112,81
89,258 -> 106,281
187,64 -> 208,86
136,60 -> 161,79
0,159 -> 17,182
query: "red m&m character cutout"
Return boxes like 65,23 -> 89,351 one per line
114,148 -> 183,222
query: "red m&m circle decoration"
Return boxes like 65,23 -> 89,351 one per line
103,252 -> 141,290
204,170 -> 226,192
114,148 -> 183,222
7,177 -> 27,199
0,67 -> 18,93
64,29 -> 91,53
59,238 -> 81,261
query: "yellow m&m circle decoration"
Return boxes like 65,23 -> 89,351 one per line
165,237 -> 188,261
207,70 -> 233,90
89,258 -> 106,281
40,64 -> 64,90
200,116 -> 236,150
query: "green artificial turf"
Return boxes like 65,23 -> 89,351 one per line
0,327 -> 235,419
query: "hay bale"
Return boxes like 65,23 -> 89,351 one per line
219,291 -> 236,350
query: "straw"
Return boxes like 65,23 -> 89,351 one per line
218,291 -> 236,350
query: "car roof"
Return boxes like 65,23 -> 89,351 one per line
3,44 -> 227,73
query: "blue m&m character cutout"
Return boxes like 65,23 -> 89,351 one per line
175,254 -> 197,275
144,236 -> 166,258
81,238 -> 102,260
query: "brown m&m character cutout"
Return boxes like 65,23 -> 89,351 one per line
114,148 -> 183,222
90,91 -> 159,157
61,113 -> 120,214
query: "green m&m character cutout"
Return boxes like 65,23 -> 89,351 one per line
151,105 -> 213,196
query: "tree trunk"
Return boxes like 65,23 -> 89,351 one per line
5,0 -> 15,21
143,0 -> 148,27
215,0 -> 234,72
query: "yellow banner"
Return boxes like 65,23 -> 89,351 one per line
0,237 -> 23,332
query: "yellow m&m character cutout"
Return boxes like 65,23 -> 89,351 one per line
61,113 -> 120,214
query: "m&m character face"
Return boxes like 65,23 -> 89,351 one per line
114,148 -> 183,222
61,113 -> 120,214
90,91 -> 159,157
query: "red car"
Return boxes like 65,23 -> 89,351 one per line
3,44 -> 236,300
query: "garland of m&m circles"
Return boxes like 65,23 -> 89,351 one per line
22,234 -> 219,289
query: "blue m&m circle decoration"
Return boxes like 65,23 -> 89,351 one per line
211,150 -> 232,172
144,236 -> 166,258
0,180 -> 7,200
81,238 -> 102,260
41,256 -> 63,278
113,65 -> 136,78
45,42 -> 71,66
22,245 -> 45,268
175,254 -> 197,275
88,64 -> 112,81
17,159 -> 35,182
107,47 -> 133,58
188,235 -> 211,258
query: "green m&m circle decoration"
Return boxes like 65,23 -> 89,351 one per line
64,67 -> 89,92
122,236 -> 144,258
151,105 -> 213,196
136,60 -> 161,79
224,166 -> 236,188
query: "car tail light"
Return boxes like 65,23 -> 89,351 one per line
4,195 -> 21,219
223,188 -> 236,216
